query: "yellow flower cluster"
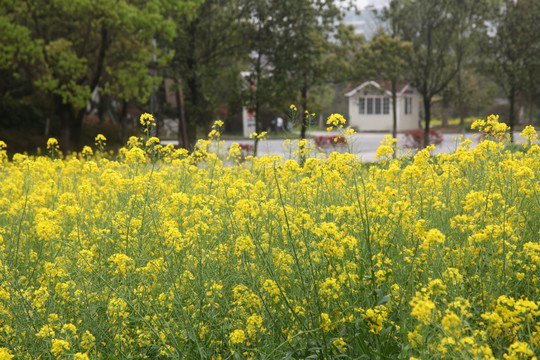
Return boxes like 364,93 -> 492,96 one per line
139,112 -> 155,127
208,120 -> 224,140
94,133 -> 107,146
46,137 -> 59,150
248,131 -> 267,140
0,141 -> 7,165
471,114 -> 509,141
326,113 -> 347,131
229,329 -> 246,344
0,114 -> 537,358
376,134 -> 398,160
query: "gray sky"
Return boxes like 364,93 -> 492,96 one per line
355,0 -> 389,10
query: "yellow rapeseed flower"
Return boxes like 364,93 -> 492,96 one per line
51,339 -> 70,357
441,311 -> 462,338
320,312 -> 332,332
504,341 -> 534,360
95,134 -> 107,146
410,294 -> 436,325
230,329 -> 246,344
140,112 -> 155,127
47,137 -> 59,150
73,353 -> 90,360
0,348 -> 13,360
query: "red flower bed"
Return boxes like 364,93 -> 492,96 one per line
404,129 -> 443,148
238,143 -> 253,157
314,135 -> 347,148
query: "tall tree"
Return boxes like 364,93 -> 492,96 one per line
0,0 -> 196,150
384,0 -> 483,147
268,0 -> 342,140
451,0 -> 493,133
168,0 -> 250,148
242,0 -> 280,155
325,23 -> 366,87
442,70 -> 498,131
355,32 -> 412,143
481,0 -> 540,141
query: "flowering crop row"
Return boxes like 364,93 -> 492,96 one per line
0,115 -> 538,359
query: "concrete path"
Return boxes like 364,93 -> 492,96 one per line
162,131 -> 527,162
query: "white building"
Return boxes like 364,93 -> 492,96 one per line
345,80 -> 420,132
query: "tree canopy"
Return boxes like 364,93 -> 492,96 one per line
384,0 -> 491,146
480,0 -> 540,141
2,0 -> 540,153
355,32 -> 412,141
0,0 -> 200,150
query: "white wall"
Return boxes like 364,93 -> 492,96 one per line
397,93 -> 421,131
347,89 -> 420,132
348,92 -> 393,131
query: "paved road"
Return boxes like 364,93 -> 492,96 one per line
162,131 -> 527,162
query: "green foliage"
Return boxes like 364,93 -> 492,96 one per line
167,0 -> 248,146
0,0 -> 200,149
355,31 -> 411,82
480,0 -> 540,138
326,23 -> 365,84
355,32 -> 412,140
265,0 -> 343,139
0,17 -> 44,73
384,0 -> 490,146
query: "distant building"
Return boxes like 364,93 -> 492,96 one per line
345,80 -> 420,132
342,5 -> 389,40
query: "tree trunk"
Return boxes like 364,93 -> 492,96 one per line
391,79 -> 398,158
149,90 -> 158,138
529,99 -> 533,125
120,100 -> 128,145
174,78 -> 189,149
298,84 -> 308,165
97,95 -> 106,124
56,24 -> 107,153
74,108 -> 84,149
423,96 -> 431,148
422,20 -> 433,149
441,99 -> 449,127
181,19 -> 200,150
253,51 -> 263,157
58,103 -> 71,152
90,27 -> 109,125
185,73 -> 199,149
252,101 -> 260,157
457,70 -> 466,134
44,117 -> 50,138
186,121 -> 197,150
57,105 -> 84,152
300,85 -> 308,139
55,94 -> 82,152
508,87 -> 515,143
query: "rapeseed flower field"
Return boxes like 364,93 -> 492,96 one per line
0,114 -> 538,359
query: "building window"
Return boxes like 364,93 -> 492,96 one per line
367,98 -> 373,114
383,98 -> 390,114
404,97 -> 413,115
361,96 -> 391,115
375,98 -> 381,114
